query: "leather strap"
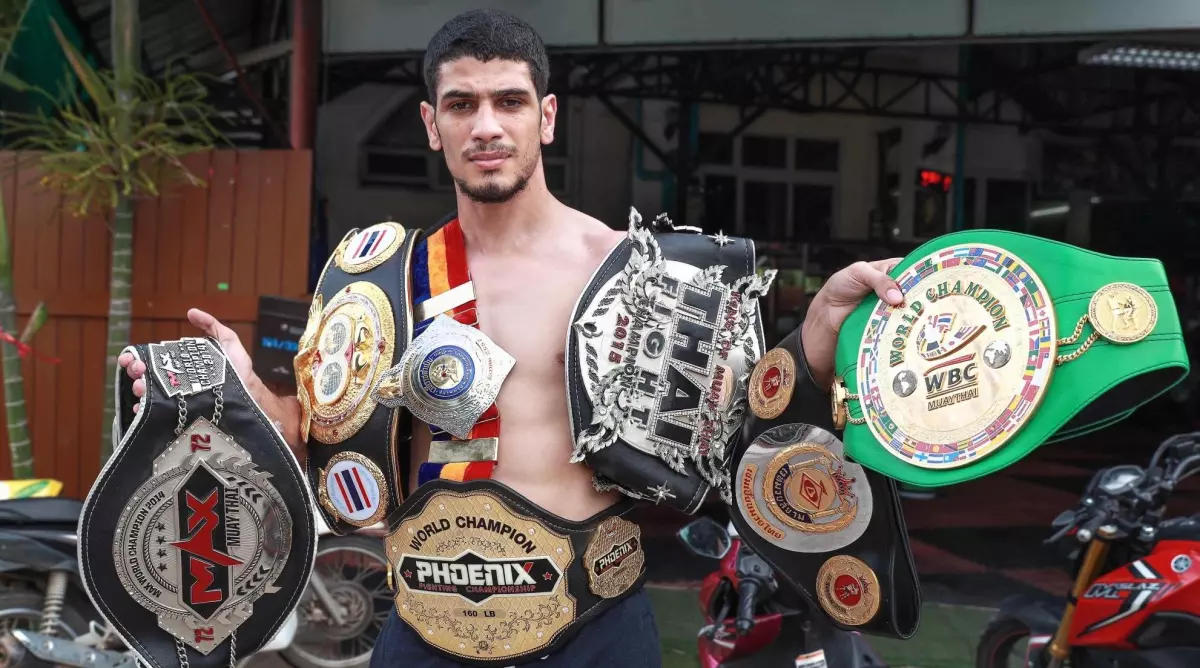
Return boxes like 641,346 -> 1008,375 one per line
731,326 -> 921,639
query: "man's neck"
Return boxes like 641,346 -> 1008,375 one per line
455,184 -> 560,255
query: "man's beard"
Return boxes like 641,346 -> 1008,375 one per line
454,144 -> 541,204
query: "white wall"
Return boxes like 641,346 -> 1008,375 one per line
315,85 -> 637,242
315,78 -> 1039,244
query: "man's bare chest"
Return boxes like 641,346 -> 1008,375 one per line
469,263 -> 586,382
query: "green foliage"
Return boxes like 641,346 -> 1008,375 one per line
0,18 -> 227,217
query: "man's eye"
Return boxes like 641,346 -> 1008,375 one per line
500,98 -> 521,107
449,101 -> 472,111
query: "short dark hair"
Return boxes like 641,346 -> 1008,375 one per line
423,9 -> 550,102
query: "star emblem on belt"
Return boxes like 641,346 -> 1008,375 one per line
648,483 -> 677,504
708,230 -> 732,247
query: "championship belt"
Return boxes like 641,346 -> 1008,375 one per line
831,230 -> 1189,487
730,327 -> 921,639
296,220 -> 422,533
82,337 -> 316,668
566,208 -> 776,514
385,478 -> 646,666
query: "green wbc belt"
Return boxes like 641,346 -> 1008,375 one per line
832,229 -> 1189,487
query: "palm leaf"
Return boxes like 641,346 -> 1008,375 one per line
48,17 -> 113,109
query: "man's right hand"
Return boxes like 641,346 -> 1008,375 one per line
116,308 -> 307,464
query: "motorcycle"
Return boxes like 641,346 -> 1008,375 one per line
0,479 -> 97,641
280,513 -> 391,668
677,516 -> 888,667
0,481 -> 389,668
975,431 -> 1200,668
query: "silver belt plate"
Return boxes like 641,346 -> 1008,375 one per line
373,315 -> 515,439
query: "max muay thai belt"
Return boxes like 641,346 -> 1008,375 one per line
385,478 -> 647,666
831,229 -> 1189,488
82,337 -> 316,668
296,220 -> 422,533
565,208 -> 776,514
730,327 -> 921,639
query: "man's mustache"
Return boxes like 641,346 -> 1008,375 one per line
463,143 -> 518,159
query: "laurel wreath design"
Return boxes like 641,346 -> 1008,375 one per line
404,595 -> 567,656
570,208 -> 778,503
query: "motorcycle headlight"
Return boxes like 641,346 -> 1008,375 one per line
1098,465 -> 1144,495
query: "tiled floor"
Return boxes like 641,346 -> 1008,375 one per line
639,410 -> 1200,608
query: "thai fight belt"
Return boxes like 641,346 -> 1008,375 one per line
385,478 -> 646,666
730,327 -> 921,639
831,229 -> 1189,487
565,208 -> 776,514
81,337 -> 316,668
295,220 -> 423,533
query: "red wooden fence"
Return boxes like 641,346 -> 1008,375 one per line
0,149 -> 313,499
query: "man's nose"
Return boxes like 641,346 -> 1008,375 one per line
470,104 -> 504,142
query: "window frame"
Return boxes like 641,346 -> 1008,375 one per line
696,133 -> 840,240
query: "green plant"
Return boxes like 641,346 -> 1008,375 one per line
0,0 -> 46,479
3,22 -> 225,216
0,13 -> 226,465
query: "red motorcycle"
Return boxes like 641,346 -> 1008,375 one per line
976,432 -> 1200,668
677,516 -> 888,667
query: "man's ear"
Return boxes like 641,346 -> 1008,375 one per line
420,101 -> 442,152
540,93 -> 558,146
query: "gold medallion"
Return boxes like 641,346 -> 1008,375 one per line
815,555 -> 880,627
387,490 -> 577,662
294,282 -> 395,444
831,376 -> 849,430
856,244 -> 1056,469
583,517 -> 645,599
748,348 -> 796,419
1088,282 -> 1157,344
318,451 -> 389,527
762,444 -> 859,535
335,222 -> 406,274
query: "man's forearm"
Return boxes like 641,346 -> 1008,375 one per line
246,375 -> 305,464
800,296 -> 836,391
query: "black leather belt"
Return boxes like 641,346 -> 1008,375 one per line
82,336 -> 317,668
730,327 -> 922,639
385,478 -> 647,666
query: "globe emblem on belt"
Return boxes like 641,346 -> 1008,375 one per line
417,345 -> 476,401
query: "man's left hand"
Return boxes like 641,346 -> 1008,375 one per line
801,259 -> 905,389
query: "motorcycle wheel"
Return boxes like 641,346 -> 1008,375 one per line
281,535 -> 391,668
976,617 -> 1041,668
0,589 -> 90,640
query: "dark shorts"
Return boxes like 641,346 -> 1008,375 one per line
368,587 -> 662,668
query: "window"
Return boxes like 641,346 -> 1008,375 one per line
794,139 -> 839,172
745,181 -> 789,239
359,93 -> 574,196
695,133 -> 840,240
792,184 -> 833,241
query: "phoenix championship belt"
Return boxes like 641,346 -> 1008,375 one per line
81,337 -> 316,668
730,327 -> 921,639
831,229 -> 1189,488
296,220 -> 423,533
386,479 -> 646,665
566,208 -> 775,514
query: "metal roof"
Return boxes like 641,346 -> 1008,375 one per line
67,0 -> 265,76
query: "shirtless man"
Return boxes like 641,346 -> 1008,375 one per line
117,9 -> 903,666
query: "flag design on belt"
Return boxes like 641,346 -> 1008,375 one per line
353,227 -> 391,260
334,466 -> 373,512
412,219 -> 500,486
